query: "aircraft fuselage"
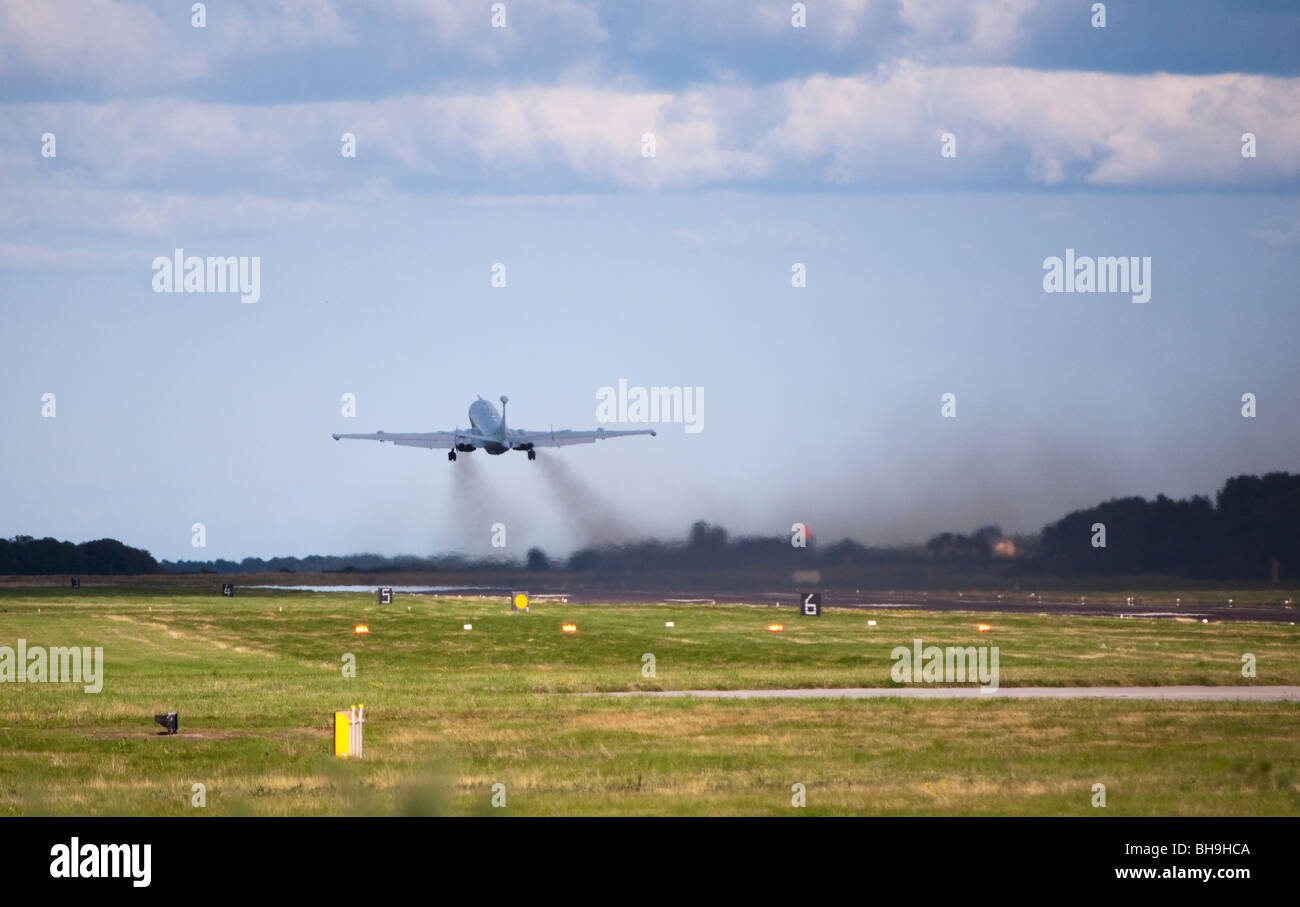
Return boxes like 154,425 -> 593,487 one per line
467,397 -> 512,455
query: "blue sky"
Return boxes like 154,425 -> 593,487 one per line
1,1 -> 1298,562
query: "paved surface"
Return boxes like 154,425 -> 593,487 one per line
593,685 -> 1300,701
533,589 -> 1298,623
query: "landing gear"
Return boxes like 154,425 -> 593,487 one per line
527,449 -> 536,461
448,450 -> 457,461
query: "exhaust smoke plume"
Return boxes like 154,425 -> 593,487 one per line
447,453 -> 518,554
536,453 -> 635,546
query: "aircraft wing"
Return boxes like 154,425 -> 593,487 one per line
331,430 -> 484,449
511,427 -> 657,448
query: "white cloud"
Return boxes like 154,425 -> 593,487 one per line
1,63 -> 1297,233
219,0 -> 357,52
391,0 -> 607,62
764,63 -> 1300,187
0,0 -> 360,91
897,0 -> 1039,61
631,0 -> 1036,61
1251,218 -> 1300,249
0,0 -> 207,87
0,241 -> 117,269
0,182 -> 355,240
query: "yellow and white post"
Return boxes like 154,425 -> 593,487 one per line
334,704 -> 365,759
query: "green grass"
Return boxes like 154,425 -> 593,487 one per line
0,588 -> 1297,815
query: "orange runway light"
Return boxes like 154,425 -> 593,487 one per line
353,623 -> 370,635
767,623 -> 785,633
561,623 -> 578,634
976,623 -> 992,633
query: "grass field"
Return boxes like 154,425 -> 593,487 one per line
1,587 -> 1297,816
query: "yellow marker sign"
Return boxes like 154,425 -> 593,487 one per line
512,592 -> 529,612
334,711 -> 350,758
334,704 -> 365,759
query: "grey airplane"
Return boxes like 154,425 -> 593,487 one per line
332,395 -> 656,461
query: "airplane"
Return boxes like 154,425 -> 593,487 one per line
332,395 -> 656,461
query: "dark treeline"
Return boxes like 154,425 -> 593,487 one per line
568,473 -> 1299,580
160,552 -> 502,575
5,472 -> 1297,580
0,536 -> 159,575
1036,472 -> 1299,579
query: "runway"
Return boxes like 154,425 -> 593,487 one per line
540,588 -> 1298,623
233,575 -> 1297,624
593,685 -> 1300,701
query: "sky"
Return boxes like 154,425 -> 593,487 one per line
1,0 -> 1298,562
